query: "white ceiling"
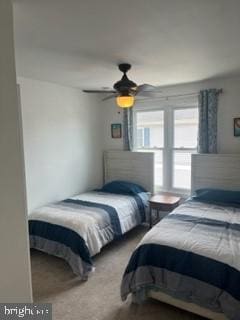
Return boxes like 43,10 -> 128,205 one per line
13,0 -> 240,89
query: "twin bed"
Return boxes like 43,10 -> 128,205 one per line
121,154 -> 240,320
29,151 -> 154,278
29,152 -> 240,320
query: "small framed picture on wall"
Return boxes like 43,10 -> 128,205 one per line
111,123 -> 122,139
234,118 -> 240,137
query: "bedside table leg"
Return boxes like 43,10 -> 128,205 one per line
149,207 -> 152,229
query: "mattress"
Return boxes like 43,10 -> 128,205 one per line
121,200 -> 240,320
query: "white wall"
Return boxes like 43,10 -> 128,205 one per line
17,74 -> 240,213
19,77 -> 103,212
102,100 -> 124,150
0,0 -> 32,302
102,75 -> 240,153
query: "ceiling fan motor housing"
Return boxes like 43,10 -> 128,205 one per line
113,63 -> 137,94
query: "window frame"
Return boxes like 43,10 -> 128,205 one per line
133,104 -> 198,195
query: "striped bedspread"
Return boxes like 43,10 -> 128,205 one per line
29,191 -> 148,279
121,200 -> 240,320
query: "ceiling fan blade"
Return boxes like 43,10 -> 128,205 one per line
136,84 -> 162,94
102,93 -> 117,101
83,89 -> 116,93
136,91 -> 160,98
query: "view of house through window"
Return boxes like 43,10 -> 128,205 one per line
135,107 -> 198,192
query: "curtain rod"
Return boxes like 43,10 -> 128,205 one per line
137,88 -> 223,102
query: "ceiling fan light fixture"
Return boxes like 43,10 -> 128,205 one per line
116,95 -> 135,108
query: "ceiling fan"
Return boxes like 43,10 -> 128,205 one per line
83,63 -> 161,108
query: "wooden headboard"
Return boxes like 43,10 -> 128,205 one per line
104,150 -> 154,194
191,154 -> 240,193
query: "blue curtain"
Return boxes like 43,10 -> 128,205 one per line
123,108 -> 133,151
198,89 -> 219,154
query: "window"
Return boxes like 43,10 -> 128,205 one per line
135,106 -> 198,193
136,111 -> 164,186
173,108 -> 198,190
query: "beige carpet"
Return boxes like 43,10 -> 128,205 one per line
31,225 -> 204,320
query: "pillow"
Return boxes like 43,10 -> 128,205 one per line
100,180 -> 147,195
191,188 -> 240,205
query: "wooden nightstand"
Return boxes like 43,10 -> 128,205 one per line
149,194 -> 181,228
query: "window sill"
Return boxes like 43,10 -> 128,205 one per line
154,187 -> 190,199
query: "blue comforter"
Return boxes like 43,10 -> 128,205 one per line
121,200 -> 240,320
29,191 -> 148,279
